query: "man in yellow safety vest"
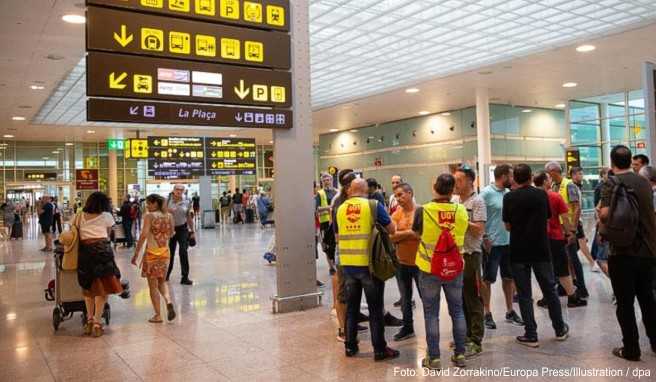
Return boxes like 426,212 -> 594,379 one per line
316,172 -> 338,273
336,178 -> 399,361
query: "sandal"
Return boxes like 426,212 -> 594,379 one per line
612,347 -> 640,361
83,318 -> 94,336
167,303 -> 176,322
148,316 -> 163,323
92,322 -> 104,338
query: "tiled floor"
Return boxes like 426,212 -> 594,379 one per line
1,219 -> 654,381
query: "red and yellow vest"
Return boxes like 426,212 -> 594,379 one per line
415,202 -> 469,274
337,197 -> 373,267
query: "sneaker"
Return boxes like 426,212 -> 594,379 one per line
384,312 -> 403,327
612,295 -> 617,305
555,323 -> 569,341
336,329 -> 345,342
357,324 -> 368,332
536,298 -> 547,308
393,327 -> 415,341
345,344 -> 359,357
505,310 -> 524,326
576,288 -> 589,299
557,285 -> 567,297
374,347 -> 400,361
465,342 -> 482,359
357,312 -> 369,323
180,278 -> 193,286
484,313 -> 497,329
591,263 -> 601,273
567,295 -> 588,308
421,356 -> 441,370
451,353 -> 466,368
612,347 -> 640,361
316,280 -> 325,287
516,335 -> 539,348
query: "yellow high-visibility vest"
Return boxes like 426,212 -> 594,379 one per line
317,189 -> 331,224
558,177 -> 575,224
337,197 -> 373,267
415,202 -> 469,274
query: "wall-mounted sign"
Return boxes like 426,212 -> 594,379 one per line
25,172 -> 58,181
124,138 -> 149,159
565,148 -> 580,175
88,98 -> 292,128
84,157 -> 98,169
76,169 -> 99,190
86,0 -> 290,32
205,137 -> 256,175
87,52 -> 291,107
86,6 -> 290,69
107,138 -> 125,151
148,136 -> 205,178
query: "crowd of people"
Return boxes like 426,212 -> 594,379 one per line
316,144 -> 656,367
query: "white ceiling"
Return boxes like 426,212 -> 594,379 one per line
2,0 -> 656,142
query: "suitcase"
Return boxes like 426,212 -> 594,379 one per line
245,208 -> 255,224
11,220 -> 23,239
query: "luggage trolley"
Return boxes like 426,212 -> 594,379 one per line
45,244 -> 110,331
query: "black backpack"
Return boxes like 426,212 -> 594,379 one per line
599,176 -> 640,247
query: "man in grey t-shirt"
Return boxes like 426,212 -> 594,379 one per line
167,184 -> 195,285
453,166 -> 487,358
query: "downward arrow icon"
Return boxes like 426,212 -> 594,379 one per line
234,80 -> 250,100
113,25 -> 134,48
235,113 -> 243,122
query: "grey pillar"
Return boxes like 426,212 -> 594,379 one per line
642,62 -> 656,159
476,88 -> 492,187
199,175 -> 212,212
271,0 -> 320,313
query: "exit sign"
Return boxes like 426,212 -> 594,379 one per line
107,139 -> 125,151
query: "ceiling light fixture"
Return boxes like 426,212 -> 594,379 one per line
329,128 -> 339,132
62,14 -> 86,24
86,130 -> 95,134
576,44 -> 596,53
12,116 -> 25,121
65,142 -> 74,146
52,151 -> 60,154
522,109 -> 532,113
229,134 -> 237,137
418,111 -> 430,116
562,82 -> 578,88
555,103 -> 566,108
441,112 -> 451,116
30,85 -> 45,90
405,88 -> 420,94
268,140 -> 273,144
349,129 -> 358,133
3,134 -> 14,138
42,157 -> 49,160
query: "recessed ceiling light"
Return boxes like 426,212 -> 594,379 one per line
12,116 -> 25,121
478,70 -> 493,75
562,82 -> 577,88
522,109 -> 532,113
3,134 -> 14,138
329,128 -> 339,132
555,103 -> 566,108
268,140 -> 273,144
42,157 -> 49,160
349,129 -> 358,133
576,44 -> 596,53
30,85 -> 45,90
62,14 -> 86,24
418,111 -> 430,116
51,151 -> 60,154
440,112 -> 451,116
65,142 -> 74,146
405,88 -> 420,94
229,134 -> 237,137
86,130 -> 95,134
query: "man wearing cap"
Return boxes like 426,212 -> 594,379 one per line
167,184 -> 195,285
316,172 -> 338,273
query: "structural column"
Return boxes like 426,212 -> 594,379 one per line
199,175 -> 212,225
271,0 -> 319,313
476,88 -> 492,187
108,150 -> 119,203
642,62 -> 656,160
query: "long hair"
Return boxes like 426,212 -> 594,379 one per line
83,192 -> 111,214
146,194 -> 166,213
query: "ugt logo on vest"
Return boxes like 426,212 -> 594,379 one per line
438,211 -> 456,226
346,203 -> 362,223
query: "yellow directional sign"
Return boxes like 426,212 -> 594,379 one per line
195,34 -> 216,57
195,0 -> 215,15
141,28 -> 164,51
169,31 -> 191,54
221,0 -> 240,20
168,0 -> 190,12
243,2 -> 263,23
234,80 -> 251,100
221,38 -> 240,60
114,25 -> 134,47
109,72 -> 128,89
133,74 -> 153,94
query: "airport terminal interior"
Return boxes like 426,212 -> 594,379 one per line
2,0 -> 656,381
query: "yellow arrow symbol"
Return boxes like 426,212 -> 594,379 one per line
113,25 -> 134,48
234,80 -> 250,100
109,72 -> 128,89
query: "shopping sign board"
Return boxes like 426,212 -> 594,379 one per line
76,169 -> 99,190
205,137 -> 256,175
86,6 -> 290,69
87,52 -> 291,108
88,98 -> 292,129
86,0 -> 290,32
147,136 -> 206,178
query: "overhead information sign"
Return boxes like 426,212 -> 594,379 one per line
205,137 -> 256,175
87,6 -> 290,69
76,169 -> 100,190
88,98 -> 292,129
124,138 -> 149,159
87,51 -> 291,107
107,138 -> 125,150
86,0 -> 290,32
25,172 -> 58,181
148,136 -> 205,178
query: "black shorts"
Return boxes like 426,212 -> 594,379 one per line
549,239 -> 570,277
482,245 -> 513,283
40,223 -> 51,234
576,223 -> 585,240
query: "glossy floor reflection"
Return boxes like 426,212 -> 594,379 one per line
1,222 -> 654,381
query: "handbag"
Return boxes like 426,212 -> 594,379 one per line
61,213 -> 81,270
188,233 -> 197,247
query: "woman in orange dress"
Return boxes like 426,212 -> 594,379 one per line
132,194 -> 176,323
76,192 -> 123,337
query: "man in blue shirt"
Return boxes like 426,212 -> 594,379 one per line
479,164 -> 523,329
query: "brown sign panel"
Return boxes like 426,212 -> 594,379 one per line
86,6 -> 290,70
205,137 -> 256,175
87,51 -> 291,107
148,136 -> 206,178
76,169 -> 99,190
86,0 -> 290,32
87,98 -> 292,129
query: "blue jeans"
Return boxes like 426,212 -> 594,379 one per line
122,219 -> 133,246
344,270 -> 386,352
511,262 -> 566,339
396,264 -> 420,330
419,271 -> 466,358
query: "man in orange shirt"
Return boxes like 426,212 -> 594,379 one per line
390,183 -> 420,341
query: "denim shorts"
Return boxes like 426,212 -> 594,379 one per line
482,245 -> 513,283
